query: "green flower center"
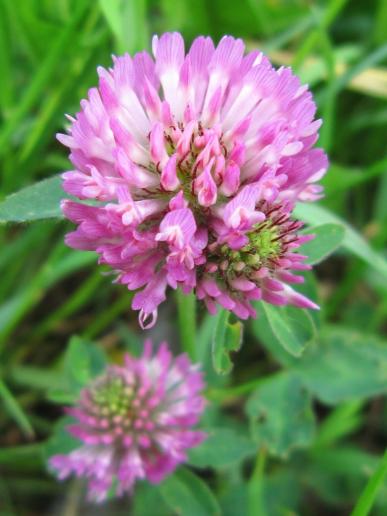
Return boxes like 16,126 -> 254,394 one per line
242,225 -> 282,264
91,375 -> 134,420
220,223 -> 282,274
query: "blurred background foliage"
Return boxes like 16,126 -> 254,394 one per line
0,0 -> 387,515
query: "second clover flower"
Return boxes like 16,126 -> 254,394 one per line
60,32 -> 328,328
50,341 -> 206,502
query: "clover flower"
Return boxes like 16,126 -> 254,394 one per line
60,32 -> 328,328
49,341 -> 206,502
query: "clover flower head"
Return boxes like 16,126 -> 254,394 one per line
49,341 -> 206,502
60,32 -> 328,328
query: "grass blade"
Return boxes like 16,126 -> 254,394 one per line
0,378 -> 34,438
351,449 -> 387,516
0,1 -> 89,163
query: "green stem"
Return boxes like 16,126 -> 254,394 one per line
176,290 -> 196,360
248,447 -> 267,516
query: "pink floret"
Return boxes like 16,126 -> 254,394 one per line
49,341 -> 206,502
59,32 -> 328,328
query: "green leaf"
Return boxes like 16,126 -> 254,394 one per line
133,482 -> 171,516
219,483 -> 248,516
0,176 -> 64,223
160,467 -> 221,516
252,310 -> 297,368
294,202 -> 387,279
212,310 -> 243,374
44,416 -> 80,466
47,336 -> 107,403
351,449 -> 387,516
188,428 -> 256,469
296,327 -> 387,404
302,223 -> 345,264
303,446 -> 382,506
260,302 -> 316,357
65,336 -> 106,389
246,372 -> 316,457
